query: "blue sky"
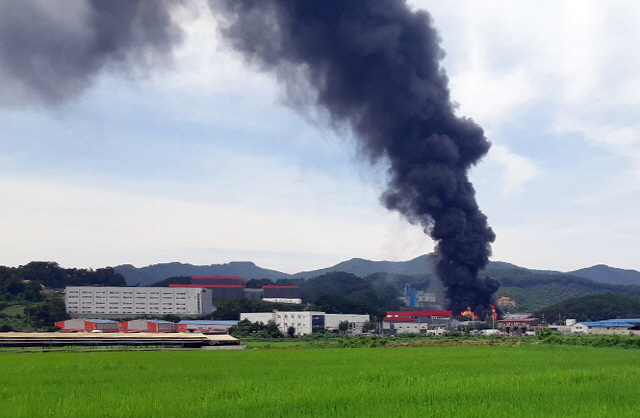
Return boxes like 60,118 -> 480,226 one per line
1,1 -> 639,273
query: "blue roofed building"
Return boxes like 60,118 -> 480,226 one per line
570,318 -> 640,335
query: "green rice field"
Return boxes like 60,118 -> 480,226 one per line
1,345 -> 639,418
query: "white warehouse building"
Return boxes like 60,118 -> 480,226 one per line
240,311 -> 370,336
324,314 -> 370,333
65,286 -> 215,317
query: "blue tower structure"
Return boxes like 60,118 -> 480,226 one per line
403,283 -> 418,308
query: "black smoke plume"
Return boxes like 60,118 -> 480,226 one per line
0,0 -> 184,106
211,0 -> 500,316
0,0 -> 500,316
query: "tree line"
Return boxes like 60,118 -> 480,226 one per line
0,261 -> 126,331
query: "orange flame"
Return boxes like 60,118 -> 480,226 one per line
490,304 -> 498,319
460,307 -> 479,320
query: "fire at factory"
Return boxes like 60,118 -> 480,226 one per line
0,0 -> 502,314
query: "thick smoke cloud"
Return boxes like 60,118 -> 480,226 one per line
0,0 -> 500,315
211,0 -> 499,315
0,0 -> 184,106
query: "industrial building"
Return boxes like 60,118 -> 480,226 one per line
0,332 -> 240,349
324,314 -> 370,333
496,318 -> 542,335
176,320 -> 238,333
262,285 -> 302,304
64,286 -> 215,317
170,275 -> 247,299
241,311 -> 369,336
382,310 -> 454,335
170,276 -> 302,303
569,318 -> 640,335
55,319 -> 119,332
401,283 -> 437,308
120,319 -> 176,333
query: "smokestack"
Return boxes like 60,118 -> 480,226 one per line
0,0 -> 185,106
211,0 -> 500,316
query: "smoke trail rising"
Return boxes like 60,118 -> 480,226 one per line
0,0 -> 184,106
0,0 -> 500,315
210,0 -> 500,315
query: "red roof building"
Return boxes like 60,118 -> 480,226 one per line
119,319 -> 177,333
383,310 -> 453,322
55,319 -> 119,333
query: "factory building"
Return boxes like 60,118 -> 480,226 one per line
191,276 -> 247,286
324,314 -> 370,334
64,286 -> 215,317
241,311 -> 325,336
262,285 -> 302,304
241,311 -> 370,336
496,318 -> 542,335
170,283 -> 245,300
170,276 -> 247,301
55,319 -> 119,332
401,283 -> 437,308
119,319 -> 176,333
171,276 -> 302,304
382,310 -> 454,335
569,318 -> 640,335
177,320 -> 238,333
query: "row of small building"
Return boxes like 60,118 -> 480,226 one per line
55,319 -> 239,333
56,311 -> 455,336
55,310 -> 496,336
55,312 -> 640,337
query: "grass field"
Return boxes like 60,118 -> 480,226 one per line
1,345 -> 639,418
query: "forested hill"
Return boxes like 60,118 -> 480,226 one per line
115,257 -> 640,288
1,261 -> 125,289
0,262 -> 126,331
569,264 -> 640,286
487,268 -> 640,312
115,261 -> 289,286
290,255 -> 438,279
534,293 -> 640,322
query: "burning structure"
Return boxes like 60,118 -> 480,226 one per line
1,0 -> 501,318
212,0 -> 501,318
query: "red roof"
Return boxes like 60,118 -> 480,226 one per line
191,276 -> 247,282
385,310 -> 453,317
263,285 -> 300,289
169,284 -> 245,288
382,317 -> 416,323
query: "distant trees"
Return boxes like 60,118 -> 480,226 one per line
361,321 -> 376,333
303,272 -> 402,317
534,293 -> 640,323
338,320 -> 349,333
1,262 -> 126,289
210,299 -> 305,320
229,319 -> 284,338
0,261 -> 125,331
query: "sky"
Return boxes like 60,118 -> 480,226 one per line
1,1 -> 640,274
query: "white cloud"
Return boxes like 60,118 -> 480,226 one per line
3,1 -> 640,273
484,144 -> 540,197
0,167 -> 432,272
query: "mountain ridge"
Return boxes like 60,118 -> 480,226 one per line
114,257 -> 639,289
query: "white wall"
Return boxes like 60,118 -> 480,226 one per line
241,311 -> 325,336
324,314 -> 370,333
65,286 -> 214,316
